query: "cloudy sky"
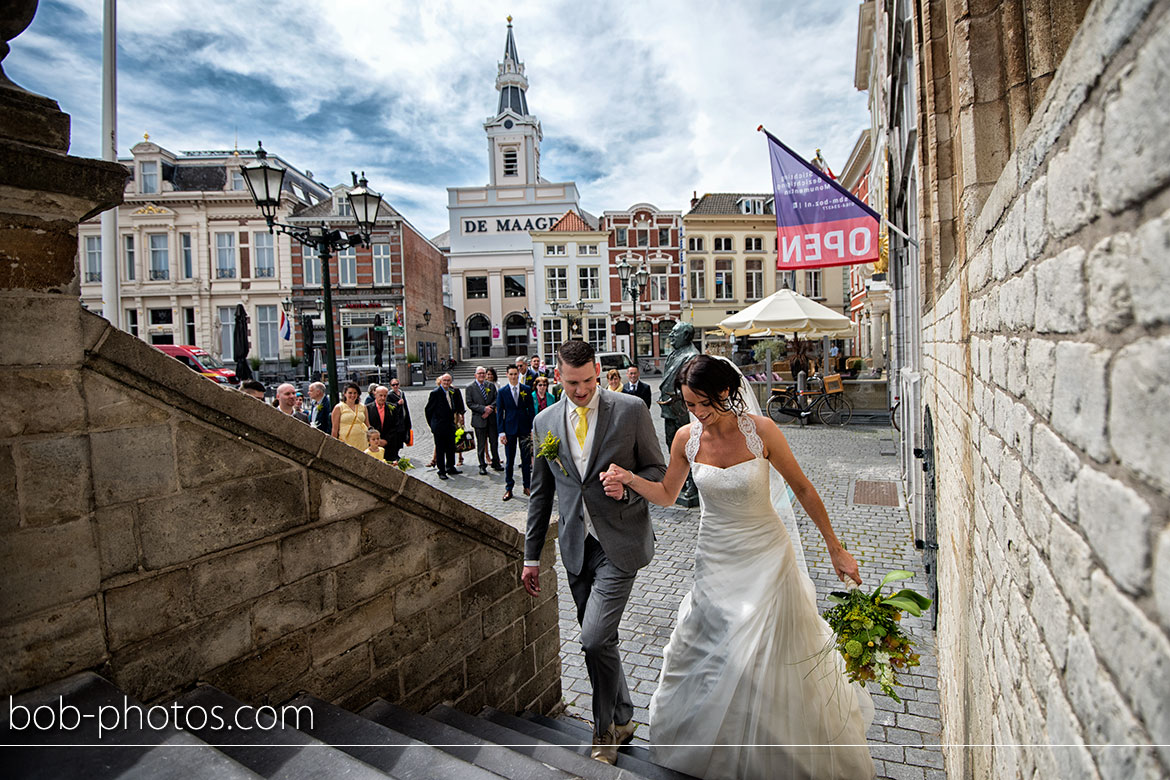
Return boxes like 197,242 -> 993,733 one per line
8,0 -> 871,238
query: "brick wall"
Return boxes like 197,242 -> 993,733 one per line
920,1 -> 1170,777
0,304 -> 560,715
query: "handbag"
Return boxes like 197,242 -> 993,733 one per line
455,427 -> 476,453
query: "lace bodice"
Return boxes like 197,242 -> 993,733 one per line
686,414 -> 775,517
685,413 -> 765,464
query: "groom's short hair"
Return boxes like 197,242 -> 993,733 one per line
557,339 -> 594,369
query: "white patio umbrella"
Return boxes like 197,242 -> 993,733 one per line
718,288 -> 854,338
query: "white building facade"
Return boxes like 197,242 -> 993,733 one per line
530,210 -> 610,363
446,19 -> 582,360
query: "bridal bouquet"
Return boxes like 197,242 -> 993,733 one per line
822,570 -> 931,701
395,457 -> 415,472
536,431 -> 567,475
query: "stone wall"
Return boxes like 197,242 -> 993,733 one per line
0,303 -> 561,715
919,1 -> 1170,777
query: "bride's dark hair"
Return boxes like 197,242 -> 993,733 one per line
678,355 -> 748,416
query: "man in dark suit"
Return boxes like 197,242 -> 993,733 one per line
466,366 -> 504,475
385,378 -> 411,462
305,381 -> 332,433
365,385 -> 394,448
275,383 -> 310,423
496,364 -> 533,500
622,365 -> 652,409
425,373 -> 465,480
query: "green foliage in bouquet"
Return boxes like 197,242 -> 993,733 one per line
395,457 -> 414,471
822,570 -> 932,702
536,431 -> 567,475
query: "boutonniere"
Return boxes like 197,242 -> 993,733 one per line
536,431 -> 567,475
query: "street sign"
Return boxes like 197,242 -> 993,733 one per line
374,326 -> 388,332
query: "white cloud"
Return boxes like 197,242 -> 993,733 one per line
7,0 -> 870,237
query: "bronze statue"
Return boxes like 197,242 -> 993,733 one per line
659,321 -> 700,506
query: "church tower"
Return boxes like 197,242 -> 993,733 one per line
484,17 -> 542,186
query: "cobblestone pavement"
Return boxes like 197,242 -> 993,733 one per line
392,379 -> 944,780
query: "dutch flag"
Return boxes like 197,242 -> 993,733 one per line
279,309 -> 291,341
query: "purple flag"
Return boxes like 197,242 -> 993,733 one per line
762,127 -> 880,271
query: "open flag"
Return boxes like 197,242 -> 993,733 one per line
279,309 -> 291,341
761,126 -> 880,271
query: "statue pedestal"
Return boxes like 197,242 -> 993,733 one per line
675,487 -> 699,509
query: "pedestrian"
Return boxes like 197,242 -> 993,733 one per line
466,366 -> 504,475
529,375 -> 560,415
623,365 -> 652,408
306,381 -> 332,435
425,373 -> 464,480
274,382 -> 309,423
366,385 -> 395,447
363,427 -> 386,461
605,368 -> 623,392
331,382 -> 369,449
240,379 -> 266,400
385,378 -> 411,463
496,364 -> 533,499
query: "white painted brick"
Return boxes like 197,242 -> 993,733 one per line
1045,678 -> 1100,780
1025,173 -> 1048,261
1109,335 -> 1170,492
970,244 -> 992,293
1051,341 -> 1110,462
1066,617 -> 1162,780
1030,554 -> 1070,668
983,290 -> 1001,331
1155,527 -> 1170,632
1001,451 -> 1022,507
1049,517 -> 1092,623
992,221 -> 1009,281
1020,474 -> 1052,551
1005,203 -> 1028,275
1077,467 -> 1152,595
1035,247 -> 1088,333
1048,106 -> 1102,238
1086,233 -> 1134,333
1006,337 -> 1027,398
990,335 -> 1008,389
1088,570 -> 1170,763
1100,20 -> 1170,213
994,389 -> 1014,442
1026,339 -> 1057,419
1000,267 -> 1037,332
1011,401 -> 1034,464
1129,209 -> 1170,327
1031,424 -> 1081,520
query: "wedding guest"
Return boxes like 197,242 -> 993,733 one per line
275,382 -> 309,422
385,378 -> 411,462
363,427 -> 386,461
529,375 -> 560,415
331,382 -> 369,448
623,365 -> 652,408
605,368 -> 623,392
306,381 -> 332,434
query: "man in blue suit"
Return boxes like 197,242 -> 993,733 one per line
496,364 -> 533,500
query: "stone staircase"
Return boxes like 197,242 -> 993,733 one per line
2,673 -> 700,780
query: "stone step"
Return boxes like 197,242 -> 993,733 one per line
0,672 -> 262,780
359,698 -> 571,780
291,694 -> 502,780
176,685 -> 391,779
520,711 -> 658,764
482,708 -> 698,780
426,703 -> 633,780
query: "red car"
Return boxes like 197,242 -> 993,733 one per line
154,344 -> 238,385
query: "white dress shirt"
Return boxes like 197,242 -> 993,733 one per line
526,389 -> 601,568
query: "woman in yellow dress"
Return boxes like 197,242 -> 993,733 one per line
331,382 -> 369,449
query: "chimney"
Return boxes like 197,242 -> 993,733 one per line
690,190 -> 699,209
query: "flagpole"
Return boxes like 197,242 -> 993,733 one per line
100,0 -> 120,328
882,216 -> 919,248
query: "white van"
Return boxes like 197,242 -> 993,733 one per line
596,352 -> 634,373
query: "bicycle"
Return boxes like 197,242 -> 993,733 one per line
766,376 -> 853,426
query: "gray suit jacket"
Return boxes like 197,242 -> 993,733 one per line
525,390 -> 667,576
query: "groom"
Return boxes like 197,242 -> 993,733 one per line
522,340 -> 666,764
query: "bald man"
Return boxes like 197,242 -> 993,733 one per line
275,383 -> 310,423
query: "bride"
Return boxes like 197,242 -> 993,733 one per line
601,355 -> 874,780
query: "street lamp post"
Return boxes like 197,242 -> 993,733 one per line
616,259 -> 650,369
241,143 -> 383,405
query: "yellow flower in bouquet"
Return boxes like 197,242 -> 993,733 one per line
536,431 -> 567,475
821,570 -> 931,702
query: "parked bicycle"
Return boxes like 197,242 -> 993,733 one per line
766,375 -> 853,426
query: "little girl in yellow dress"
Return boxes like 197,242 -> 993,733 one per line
363,428 -> 386,461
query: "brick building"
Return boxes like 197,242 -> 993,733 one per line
602,203 -> 683,371
287,189 -> 445,381
858,0 -> 1170,777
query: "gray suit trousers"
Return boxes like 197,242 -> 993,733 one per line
568,535 -> 635,738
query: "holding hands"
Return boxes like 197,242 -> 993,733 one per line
600,464 -> 632,500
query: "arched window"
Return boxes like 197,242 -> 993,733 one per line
468,314 -> 491,358
504,313 -> 530,356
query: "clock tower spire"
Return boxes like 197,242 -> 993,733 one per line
485,16 -> 542,186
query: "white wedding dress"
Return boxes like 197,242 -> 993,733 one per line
648,414 -> 875,780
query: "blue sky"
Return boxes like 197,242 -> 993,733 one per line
7,0 -> 871,238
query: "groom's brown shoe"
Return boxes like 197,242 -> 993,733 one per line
590,726 -> 618,764
613,719 -> 637,745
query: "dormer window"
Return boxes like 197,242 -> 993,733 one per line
230,169 -> 246,190
503,148 -> 519,177
739,197 -> 768,215
336,196 -> 352,217
140,161 -> 158,194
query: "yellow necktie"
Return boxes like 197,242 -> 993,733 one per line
574,407 -> 589,448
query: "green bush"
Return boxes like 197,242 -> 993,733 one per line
752,338 -> 787,364
289,355 -> 301,368
249,356 -> 261,371
406,352 -> 420,363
